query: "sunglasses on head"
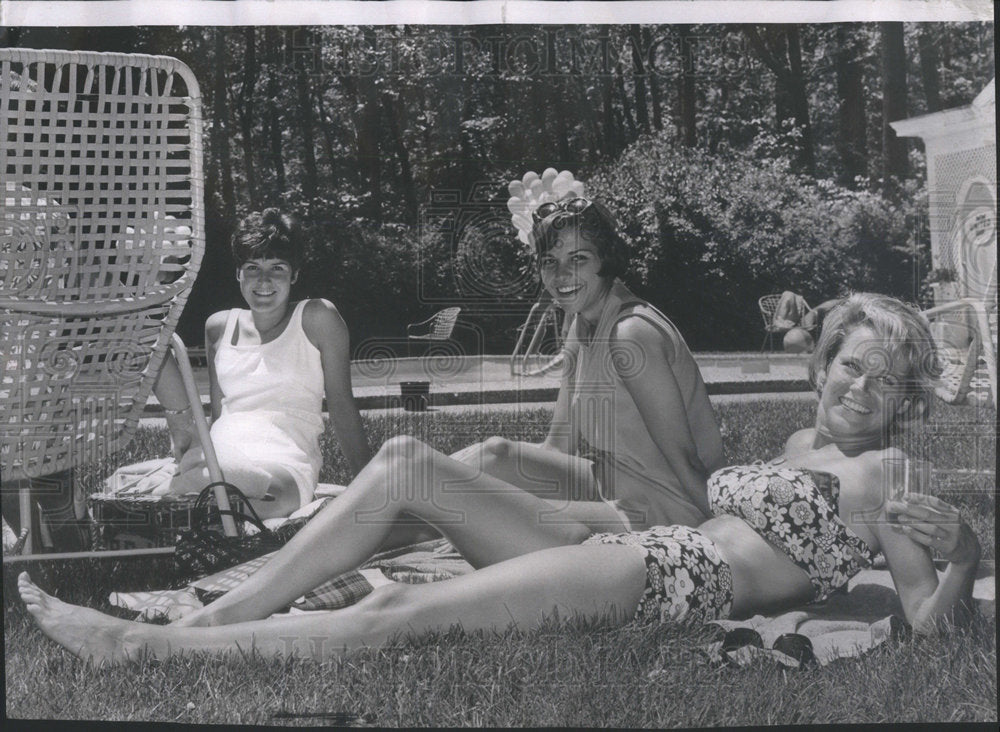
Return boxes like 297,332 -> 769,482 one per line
532,197 -> 595,222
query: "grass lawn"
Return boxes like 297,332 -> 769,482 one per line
4,399 -> 996,725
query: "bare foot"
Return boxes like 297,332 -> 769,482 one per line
18,572 -> 146,665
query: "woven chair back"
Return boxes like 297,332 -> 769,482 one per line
758,294 -> 783,328
428,307 -> 461,339
409,307 -> 461,341
1,48 -> 205,481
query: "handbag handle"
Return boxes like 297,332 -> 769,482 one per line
193,481 -> 272,535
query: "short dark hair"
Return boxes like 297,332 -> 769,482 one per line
231,208 -> 302,270
531,200 -> 628,280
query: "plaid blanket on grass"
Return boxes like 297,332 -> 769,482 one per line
110,539 -> 474,621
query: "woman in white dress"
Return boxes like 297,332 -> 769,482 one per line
156,208 -> 371,518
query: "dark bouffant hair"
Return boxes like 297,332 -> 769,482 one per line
231,208 -> 302,270
530,200 -> 629,280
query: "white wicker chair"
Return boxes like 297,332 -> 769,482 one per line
0,49 -> 234,554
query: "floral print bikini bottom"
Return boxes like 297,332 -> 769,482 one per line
583,464 -> 876,624
583,525 -> 734,623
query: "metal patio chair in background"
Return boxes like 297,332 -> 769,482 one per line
758,292 -> 819,353
758,294 -> 785,352
406,306 -> 461,358
1,48 -> 234,555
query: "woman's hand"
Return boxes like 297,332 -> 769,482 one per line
887,493 -> 981,566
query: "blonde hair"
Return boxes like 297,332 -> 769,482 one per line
809,292 -> 942,423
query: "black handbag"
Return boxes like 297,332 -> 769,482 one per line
172,481 -> 284,580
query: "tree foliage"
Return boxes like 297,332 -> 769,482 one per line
9,23 -> 994,350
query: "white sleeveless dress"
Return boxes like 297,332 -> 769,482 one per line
211,299 -> 326,508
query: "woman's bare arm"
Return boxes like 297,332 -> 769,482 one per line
302,299 -> 371,476
541,340 -> 578,453
868,455 -> 981,633
152,352 -> 197,460
609,317 -> 714,517
204,310 -> 229,423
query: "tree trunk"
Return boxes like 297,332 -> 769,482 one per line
553,80 -> 573,164
381,90 -> 419,226
784,26 -> 815,175
770,30 -> 793,127
291,28 -> 319,203
574,77 -> 604,161
744,26 -> 814,174
879,22 -> 909,185
264,27 -> 286,195
314,90 -> 341,185
677,25 -> 697,147
642,27 -> 663,131
616,71 -> 637,142
357,29 -> 382,219
601,74 -> 619,155
528,79 -> 548,163
834,24 -> 868,187
333,65 -> 363,193
238,27 -> 260,208
917,25 -> 942,113
629,25 -> 650,133
212,30 -> 236,221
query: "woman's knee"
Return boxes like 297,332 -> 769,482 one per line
361,581 -> 413,612
481,436 -> 513,459
368,435 -> 438,507
371,435 -> 433,478
353,582 -> 425,638
479,437 -> 515,473
377,435 -> 431,463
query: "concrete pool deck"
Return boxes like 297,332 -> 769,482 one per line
146,352 -> 812,414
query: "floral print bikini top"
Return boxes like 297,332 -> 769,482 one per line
707,464 -> 875,602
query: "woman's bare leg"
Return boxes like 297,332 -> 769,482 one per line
454,438 -> 601,502
18,543 -> 646,664
248,466 -> 301,520
174,436 -> 625,627
168,453 -> 299,520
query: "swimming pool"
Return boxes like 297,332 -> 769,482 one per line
348,353 -> 810,407
153,353 -> 810,414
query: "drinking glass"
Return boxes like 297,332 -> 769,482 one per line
884,457 -> 932,521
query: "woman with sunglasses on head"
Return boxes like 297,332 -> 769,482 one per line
153,208 -> 371,519
19,293 -> 981,664
454,196 -> 725,531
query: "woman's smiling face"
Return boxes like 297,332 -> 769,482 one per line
815,325 -> 911,441
237,257 -> 296,314
538,228 -> 613,325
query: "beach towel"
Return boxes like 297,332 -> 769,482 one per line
701,562 -> 995,668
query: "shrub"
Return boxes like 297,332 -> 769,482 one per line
587,132 -> 927,349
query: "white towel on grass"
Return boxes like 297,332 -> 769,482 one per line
702,564 -> 995,668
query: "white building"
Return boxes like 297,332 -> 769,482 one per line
891,79 -> 996,305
